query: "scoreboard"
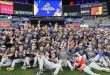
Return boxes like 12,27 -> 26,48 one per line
80,2 -> 108,16
63,5 -> 80,16
91,6 -> 103,15
62,2 -> 108,16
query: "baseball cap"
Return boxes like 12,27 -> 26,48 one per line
2,45 -> 6,48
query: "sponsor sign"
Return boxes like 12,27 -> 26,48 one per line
63,5 -> 80,16
81,8 -> 91,15
66,23 -> 80,27
0,1 -> 13,14
0,22 -> 11,27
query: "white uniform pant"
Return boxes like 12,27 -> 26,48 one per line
23,57 -> 31,67
104,56 -> 110,67
84,62 -> 109,75
11,59 -> 24,67
0,57 -> 12,67
23,57 -> 41,67
89,54 -> 108,67
59,59 -> 73,70
40,56 -> 61,75
33,57 -> 41,66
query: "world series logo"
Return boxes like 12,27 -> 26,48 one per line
41,3 -> 55,14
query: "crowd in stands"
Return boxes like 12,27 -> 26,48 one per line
0,23 -> 110,75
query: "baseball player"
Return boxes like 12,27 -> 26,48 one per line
0,46 -> 15,70
7,44 -> 25,71
0,46 -> 9,70
72,54 -> 110,75
22,43 -> 37,69
58,46 -> 74,71
33,46 -> 44,68
36,52 -> 61,75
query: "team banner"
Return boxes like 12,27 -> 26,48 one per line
0,22 -> 11,27
0,1 -> 13,14
34,0 -> 62,16
66,24 -> 80,27
65,18 -> 81,23
99,24 -> 110,27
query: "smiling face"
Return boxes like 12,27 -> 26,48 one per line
20,30 -> 24,34
2,35 -> 6,40
11,46 -> 15,51
106,44 -> 110,50
51,53 -> 56,58
88,45 -> 93,51
40,46 -> 44,52
72,55 -> 79,62
32,44 -> 36,49
25,38 -> 29,43
78,43 -> 83,49
19,45 -> 23,51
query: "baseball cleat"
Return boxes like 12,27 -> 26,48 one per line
7,67 -> 14,71
21,67 -> 27,70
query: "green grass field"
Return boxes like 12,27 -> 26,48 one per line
0,66 -> 110,75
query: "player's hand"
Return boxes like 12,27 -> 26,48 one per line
3,54 -> 8,58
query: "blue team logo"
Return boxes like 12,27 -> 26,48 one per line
34,0 -> 62,16
41,3 -> 55,14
